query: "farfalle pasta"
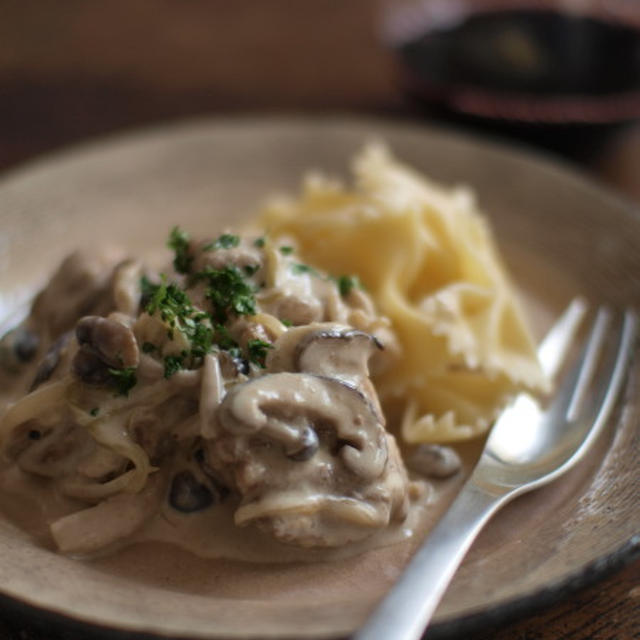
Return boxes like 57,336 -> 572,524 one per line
256,145 -> 547,442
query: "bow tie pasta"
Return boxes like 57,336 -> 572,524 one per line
256,144 -> 548,443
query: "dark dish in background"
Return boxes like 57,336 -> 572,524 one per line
382,0 -> 640,158
0,2 -> 638,639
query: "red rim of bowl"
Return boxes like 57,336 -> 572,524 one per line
386,0 -> 640,124
401,70 -> 640,124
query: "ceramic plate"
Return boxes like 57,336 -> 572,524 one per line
0,117 -> 638,639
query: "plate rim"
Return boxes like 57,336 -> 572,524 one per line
0,113 -> 638,639
0,112 -> 638,217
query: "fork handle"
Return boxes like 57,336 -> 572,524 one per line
354,482 -> 509,640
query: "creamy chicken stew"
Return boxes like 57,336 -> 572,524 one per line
0,231 -> 441,557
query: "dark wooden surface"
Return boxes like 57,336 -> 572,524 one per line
0,2 -> 638,639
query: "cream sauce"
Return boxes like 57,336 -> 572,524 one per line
0,336 -> 478,565
134,482 -> 432,564
0,242 -> 554,570
0,439 -> 475,565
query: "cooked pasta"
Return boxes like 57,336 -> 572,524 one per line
255,144 -> 547,442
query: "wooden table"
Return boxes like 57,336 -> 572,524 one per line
0,2 -> 638,639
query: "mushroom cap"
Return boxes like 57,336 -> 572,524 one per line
266,323 -> 383,410
217,372 -> 386,480
76,315 -> 139,369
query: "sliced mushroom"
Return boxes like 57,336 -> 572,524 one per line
217,372 -> 386,479
408,444 -> 462,479
267,324 -> 380,378
266,324 -> 383,413
285,426 -> 319,461
227,429 -> 410,548
75,315 -> 139,369
169,470 -> 215,512
72,315 -> 139,386
294,327 -> 382,384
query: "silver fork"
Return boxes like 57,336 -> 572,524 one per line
355,300 -> 638,640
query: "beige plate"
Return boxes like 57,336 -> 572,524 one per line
0,117 -> 639,639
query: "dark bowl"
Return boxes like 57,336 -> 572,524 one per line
382,0 -> 640,126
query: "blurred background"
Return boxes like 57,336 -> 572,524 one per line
0,0 -> 638,198
0,2 -> 638,639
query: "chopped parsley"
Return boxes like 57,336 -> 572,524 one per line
140,229 -> 304,378
140,275 -> 157,309
145,279 -> 196,339
141,268 -> 254,371
143,276 -> 216,365
108,367 -> 137,396
194,265 -> 257,323
291,262 -> 318,276
190,322 -> 214,358
247,339 -> 273,368
168,226 -> 193,274
335,274 -> 362,297
280,318 -> 292,327
89,407 -> 100,417
163,355 -> 185,379
203,233 -> 240,251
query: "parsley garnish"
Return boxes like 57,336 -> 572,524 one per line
291,263 -> 318,276
141,270 -> 253,370
203,233 -> 240,251
190,322 -> 214,358
278,246 -> 294,255
247,339 -> 273,368
163,355 -> 184,379
140,275 -> 157,309
143,277 -> 216,364
168,226 -> 193,274
281,318 -> 292,327
335,274 -> 362,297
108,367 -> 137,396
145,279 -> 196,339
144,229 -> 285,376
89,407 -> 100,417
253,237 -> 265,248
194,266 -> 257,323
